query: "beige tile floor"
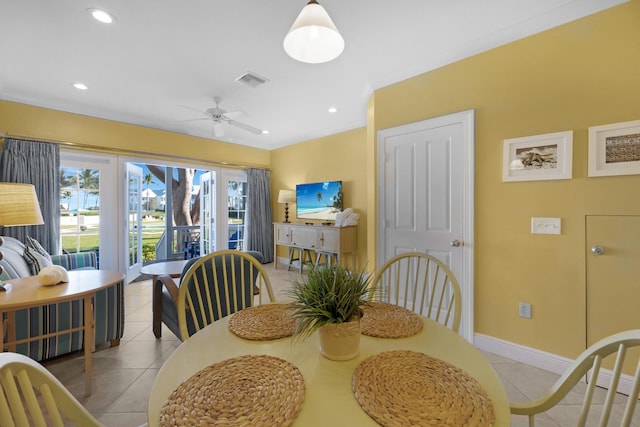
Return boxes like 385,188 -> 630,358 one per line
42,263 -> 638,427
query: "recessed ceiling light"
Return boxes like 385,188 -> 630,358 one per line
262,130 -> 270,135
328,106 -> 338,113
72,82 -> 88,90
88,8 -> 115,24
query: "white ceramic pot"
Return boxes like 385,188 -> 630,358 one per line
318,319 -> 360,361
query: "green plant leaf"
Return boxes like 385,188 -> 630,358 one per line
287,264 -> 371,340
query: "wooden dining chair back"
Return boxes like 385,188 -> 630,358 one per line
176,250 -> 276,340
510,329 -> 640,427
0,352 -> 103,427
370,252 -> 461,332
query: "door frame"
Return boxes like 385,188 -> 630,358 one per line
376,109 -> 475,341
199,170 -> 216,254
124,163 -> 143,283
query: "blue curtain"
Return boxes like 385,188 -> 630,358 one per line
246,168 -> 273,263
0,139 -> 60,254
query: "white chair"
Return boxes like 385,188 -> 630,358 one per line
0,352 -> 102,427
510,329 -> 640,427
369,252 -> 461,332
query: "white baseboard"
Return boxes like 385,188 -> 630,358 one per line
474,333 -> 573,376
474,333 -> 636,396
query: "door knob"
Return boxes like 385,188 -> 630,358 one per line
591,246 -> 605,255
450,240 -> 462,247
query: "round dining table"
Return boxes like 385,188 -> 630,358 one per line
147,309 -> 510,426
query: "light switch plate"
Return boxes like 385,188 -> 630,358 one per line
531,217 -> 561,235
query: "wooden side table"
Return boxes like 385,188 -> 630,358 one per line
0,270 -> 124,396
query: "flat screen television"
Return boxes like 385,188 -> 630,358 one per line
296,181 -> 343,221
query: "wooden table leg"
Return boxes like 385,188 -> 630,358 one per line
152,274 -> 162,338
0,311 -> 4,352
83,295 -> 94,396
6,311 -> 15,352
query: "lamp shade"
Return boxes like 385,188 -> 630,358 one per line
0,183 -> 44,226
283,0 -> 344,64
278,190 -> 296,204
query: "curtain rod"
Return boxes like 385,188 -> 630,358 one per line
0,132 -> 270,171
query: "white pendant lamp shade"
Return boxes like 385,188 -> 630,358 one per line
284,0 -> 344,64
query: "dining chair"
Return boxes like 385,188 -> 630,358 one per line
157,250 -> 276,341
510,329 -> 640,427
369,252 -> 461,332
0,352 -> 103,427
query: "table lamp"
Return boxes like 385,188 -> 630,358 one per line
277,190 -> 296,223
0,183 -> 45,291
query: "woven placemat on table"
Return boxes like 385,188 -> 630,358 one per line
228,303 -> 296,340
160,354 -> 305,427
353,350 -> 495,427
361,302 -> 423,338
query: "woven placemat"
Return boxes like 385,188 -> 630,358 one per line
361,302 -> 423,338
228,303 -> 296,340
353,350 -> 495,427
160,354 -> 305,427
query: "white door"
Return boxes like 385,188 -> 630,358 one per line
60,150 -> 118,270
377,110 -> 474,341
586,215 -> 640,394
200,171 -> 216,255
223,171 -> 248,251
125,163 -> 143,283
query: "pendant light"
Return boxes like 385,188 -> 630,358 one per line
283,0 -> 345,64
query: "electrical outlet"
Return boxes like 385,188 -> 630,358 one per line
519,302 -> 532,319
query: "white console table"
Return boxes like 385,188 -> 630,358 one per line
273,223 -> 357,270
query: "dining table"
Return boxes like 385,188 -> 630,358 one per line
147,304 -> 510,426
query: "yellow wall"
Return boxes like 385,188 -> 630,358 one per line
373,0 -> 640,358
0,100 -> 270,168
270,128 -> 369,271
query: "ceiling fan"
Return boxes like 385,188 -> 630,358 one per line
181,96 -> 263,138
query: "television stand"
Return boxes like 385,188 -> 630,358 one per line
273,222 -> 357,270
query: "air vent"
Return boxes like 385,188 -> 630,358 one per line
234,71 -> 269,88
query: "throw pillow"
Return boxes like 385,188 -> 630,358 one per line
26,236 -> 52,261
23,246 -> 54,275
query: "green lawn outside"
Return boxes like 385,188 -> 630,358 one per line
62,218 -> 164,261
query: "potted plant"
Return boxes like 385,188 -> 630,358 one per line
288,263 -> 371,361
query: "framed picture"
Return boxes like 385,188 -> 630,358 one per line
588,120 -> 640,177
502,131 -> 573,182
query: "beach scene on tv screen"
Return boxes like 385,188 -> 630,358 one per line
296,181 -> 343,220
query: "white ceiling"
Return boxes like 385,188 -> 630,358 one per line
0,0 -> 627,150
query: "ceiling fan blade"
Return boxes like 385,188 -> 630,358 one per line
222,110 -> 246,119
174,118 -> 210,123
179,105 -> 208,117
227,119 -> 263,135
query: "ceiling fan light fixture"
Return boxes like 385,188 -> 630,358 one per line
283,0 -> 344,64
88,8 -> 116,24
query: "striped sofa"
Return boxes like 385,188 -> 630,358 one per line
0,236 -> 124,362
